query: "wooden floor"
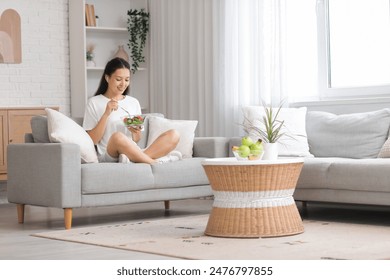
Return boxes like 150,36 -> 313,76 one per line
2,181 -> 390,260
0,182 -> 213,260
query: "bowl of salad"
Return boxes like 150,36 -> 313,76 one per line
123,115 -> 144,128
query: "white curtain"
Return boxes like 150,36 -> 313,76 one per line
149,0 -> 215,136
149,0 -> 286,137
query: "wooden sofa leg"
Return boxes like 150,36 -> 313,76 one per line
64,208 -> 73,230
17,204 -> 25,224
164,200 -> 170,210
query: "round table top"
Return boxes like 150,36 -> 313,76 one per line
202,157 -> 304,166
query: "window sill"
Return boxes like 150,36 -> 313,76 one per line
290,96 -> 390,108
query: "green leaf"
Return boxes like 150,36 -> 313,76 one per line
240,99 -> 295,144
127,9 -> 149,73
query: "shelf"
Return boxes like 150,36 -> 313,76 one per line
70,0 -> 149,118
85,26 -> 128,32
87,66 -> 105,71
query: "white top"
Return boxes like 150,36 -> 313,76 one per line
202,157 -> 304,166
83,94 -> 142,156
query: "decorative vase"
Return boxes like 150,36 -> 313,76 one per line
262,142 -> 278,160
86,60 -> 95,67
114,45 -> 129,62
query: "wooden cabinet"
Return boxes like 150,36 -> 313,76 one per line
69,0 -> 149,118
0,107 -> 58,180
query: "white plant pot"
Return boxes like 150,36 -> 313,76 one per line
262,142 -> 278,160
86,60 -> 96,67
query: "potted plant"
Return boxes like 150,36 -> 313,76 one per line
127,9 -> 149,73
243,101 -> 287,160
86,44 -> 96,67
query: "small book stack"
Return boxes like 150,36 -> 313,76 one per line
85,4 -> 96,27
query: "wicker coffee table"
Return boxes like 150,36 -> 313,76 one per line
202,157 -> 304,238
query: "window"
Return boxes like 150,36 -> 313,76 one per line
285,0 -> 319,102
318,0 -> 390,98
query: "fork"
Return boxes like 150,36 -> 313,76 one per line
118,105 -> 131,116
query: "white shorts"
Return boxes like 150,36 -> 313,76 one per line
98,152 -> 118,163
98,145 -> 145,163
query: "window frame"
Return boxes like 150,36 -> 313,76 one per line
317,0 -> 390,99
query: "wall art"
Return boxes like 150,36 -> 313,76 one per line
0,9 -> 21,63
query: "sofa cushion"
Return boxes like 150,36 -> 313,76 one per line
377,137 -> 390,158
295,157 -> 334,189
31,116 -> 85,144
242,106 -> 312,157
297,157 -> 390,193
306,109 -> 390,158
152,158 -> 209,189
137,113 -> 164,149
31,115 -> 50,143
45,108 -> 98,163
81,163 -> 154,194
147,116 -> 198,158
81,158 -> 208,194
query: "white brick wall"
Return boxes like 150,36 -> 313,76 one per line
0,0 -> 70,115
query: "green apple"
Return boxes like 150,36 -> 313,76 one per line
238,144 -> 251,158
250,140 -> 263,156
241,136 -> 254,147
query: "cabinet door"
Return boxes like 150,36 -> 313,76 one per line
0,111 -> 7,173
7,109 -> 47,144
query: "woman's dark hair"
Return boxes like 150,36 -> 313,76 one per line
94,57 -> 131,96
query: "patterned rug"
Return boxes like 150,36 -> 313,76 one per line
32,214 -> 390,260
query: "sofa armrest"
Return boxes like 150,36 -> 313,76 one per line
7,143 -> 82,208
193,137 -> 231,158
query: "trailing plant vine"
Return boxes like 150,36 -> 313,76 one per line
127,9 -> 149,73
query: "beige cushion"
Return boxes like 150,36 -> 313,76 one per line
378,138 -> 390,158
45,108 -> 98,163
147,116 -> 198,158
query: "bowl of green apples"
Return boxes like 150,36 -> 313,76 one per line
232,136 -> 264,161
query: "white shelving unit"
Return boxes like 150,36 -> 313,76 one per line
69,0 -> 149,118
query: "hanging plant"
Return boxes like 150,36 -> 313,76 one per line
127,9 -> 149,73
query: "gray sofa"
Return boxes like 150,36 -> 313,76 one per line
9,108 -> 390,230
294,109 -> 390,207
231,108 -> 390,208
7,115 -> 230,229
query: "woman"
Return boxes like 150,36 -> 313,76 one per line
83,57 -> 181,164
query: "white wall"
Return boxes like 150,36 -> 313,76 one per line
0,0 -> 70,115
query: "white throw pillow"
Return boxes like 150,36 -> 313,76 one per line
45,108 -> 98,163
242,106 -> 312,157
147,116 -> 198,158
